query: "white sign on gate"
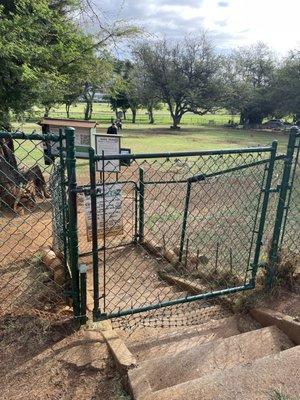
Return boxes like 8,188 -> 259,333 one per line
84,183 -> 123,241
95,134 -> 121,172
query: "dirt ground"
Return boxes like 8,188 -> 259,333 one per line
0,311 -> 130,400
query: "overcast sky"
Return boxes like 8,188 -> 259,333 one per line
95,0 -> 300,54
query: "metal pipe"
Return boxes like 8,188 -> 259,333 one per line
93,145 -> 275,162
65,127 -> 80,319
89,147 -> 100,318
93,284 -> 253,321
267,128 -> 299,288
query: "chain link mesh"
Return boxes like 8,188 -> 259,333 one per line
82,150 -> 274,322
0,134 -> 66,317
280,139 -> 300,255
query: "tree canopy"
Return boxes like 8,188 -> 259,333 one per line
133,35 -> 225,128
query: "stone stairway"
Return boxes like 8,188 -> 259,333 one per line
124,314 -> 300,400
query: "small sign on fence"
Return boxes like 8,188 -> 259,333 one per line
84,183 -> 123,241
95,134 -> 121,172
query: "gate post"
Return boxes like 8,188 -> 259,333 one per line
250,140 -> 278,286
138,168 -> 145,243
65,127 -> 81,321
267,126 -> 299,289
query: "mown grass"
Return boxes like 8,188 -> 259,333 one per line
32,102 -> 240,126
14,122 -> 290,154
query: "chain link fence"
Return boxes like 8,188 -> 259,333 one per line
0,133 -> 67,320
0,128 -> 299,332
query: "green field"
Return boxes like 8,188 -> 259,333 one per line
27,102 -> 239,126
15,122 -> 290,154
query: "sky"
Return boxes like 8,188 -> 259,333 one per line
95,0 -> 300,54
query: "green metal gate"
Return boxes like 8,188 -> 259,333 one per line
83,138 -> 282,321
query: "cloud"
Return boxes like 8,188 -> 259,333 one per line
92,0 -> 300,54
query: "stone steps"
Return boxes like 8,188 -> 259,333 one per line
148,345 -> 300,400
128,326 -> 294,398
127,315 -> 241,362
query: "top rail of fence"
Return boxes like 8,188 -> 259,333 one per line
0,130 -> 61,142
93,144 -> 276,162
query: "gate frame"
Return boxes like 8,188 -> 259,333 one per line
267,126 -> 300,288
88,142 -> 279,321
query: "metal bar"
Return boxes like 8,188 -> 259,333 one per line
189,157 -> 274,183
267,127 -> 299,288
101,151 -> 107,312
279,129 -> 300,247
74,180 -> 138,194
179,180 -> 192,263
250,140 -> 278,286
138,168 -> 145,243
143,156 -> 285,186
58,129 -> 68,283
65,127 -> 80,319
93,145 -> 275,162
89,147 -> 100,318
79,264 -> 87,324
79,242 -> 133,258
94,284 -> 253,321
0,131 -> 61,142
134,184 -> 138,244
244,161 -> 268,281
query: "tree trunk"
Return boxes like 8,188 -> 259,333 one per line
131,108 -> 137,124
148,106 -> 154,124
84,101 -> 92,120
171,114 -> 182,129
122,109 -> 127,120
66,103 -> 71,119
44,106 -> 51,117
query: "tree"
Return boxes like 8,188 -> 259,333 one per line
272,50 -> 300,121
0,0 -> 138,128
132,65 -> 161,124
82,56 -> 112,120
224,42 -> 277,126
108,60 -> 141,123
134,35 -> 224,129
0,0 -> 96,129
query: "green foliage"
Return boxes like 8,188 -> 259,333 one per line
134,35 -> 225,128
224,42 -> 277,125
272,50 -> 300,121
0,0 -> 96,127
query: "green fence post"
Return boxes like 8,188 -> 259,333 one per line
138,168 -> 145,243
89,147 -> 100,318
58,128 -> 69,284
179,180 -> 192,263
250,140 -> 278,286
267,127 -> 299,289
65,127 -> 81,320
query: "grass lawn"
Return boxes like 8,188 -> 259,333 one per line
44,102 -> 240,126
14,122 -> 290,154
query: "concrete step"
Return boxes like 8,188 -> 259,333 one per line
127,315 -> 241,362
128,326 -> 294,398
148,345 -> 300,400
